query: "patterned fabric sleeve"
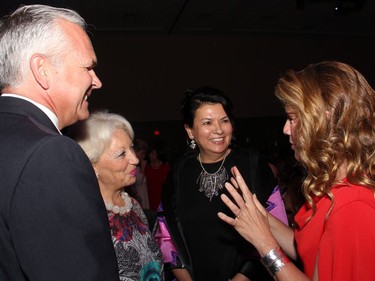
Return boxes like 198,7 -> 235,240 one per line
266,186 -> 289,225
153,204 -> 180,268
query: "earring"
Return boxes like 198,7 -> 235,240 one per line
189,139 -> 197,150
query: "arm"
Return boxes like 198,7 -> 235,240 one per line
268,213 -> 297,259
171,269 -> 249,281
218,166 -> 311,281
231,273 -> 251,281
265,186 -> 296,257
243,148 -> 291,251
171,268 -> 194,281
10,136 -> 118,280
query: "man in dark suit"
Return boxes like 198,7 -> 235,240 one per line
0,5 -> 119,280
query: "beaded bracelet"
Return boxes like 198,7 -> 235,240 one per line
260,247 -> 290,277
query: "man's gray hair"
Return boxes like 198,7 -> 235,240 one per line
0,4 -> 86,91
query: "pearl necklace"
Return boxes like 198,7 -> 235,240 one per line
104,191 -> 133,215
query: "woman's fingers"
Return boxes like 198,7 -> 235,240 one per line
217,210 -> 236,226
252,194 -> 267,216
221,166 -> 258,216
229,176 -> 239,190
231,166 -> 254,203
218,167 -> 276,249
220,191 -> 242,217
223,181 -> 247,208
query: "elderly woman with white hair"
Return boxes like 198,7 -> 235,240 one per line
72,111 -> 164,281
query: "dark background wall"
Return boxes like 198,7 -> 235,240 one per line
90,33 -> 375,122
86,32 -> 375,162
2,1 -> 374,162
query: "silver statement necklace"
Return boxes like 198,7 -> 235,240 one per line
197,152 -> 229,201
104,191 -> 133,215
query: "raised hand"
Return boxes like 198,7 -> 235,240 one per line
217,166 -> 277,254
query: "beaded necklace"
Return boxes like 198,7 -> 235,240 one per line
104,191 -> 133,215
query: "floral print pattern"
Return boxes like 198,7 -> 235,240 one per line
108,199 -> 164,281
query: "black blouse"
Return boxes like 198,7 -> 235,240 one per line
161,148 -> 276,281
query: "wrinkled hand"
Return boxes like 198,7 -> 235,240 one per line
217,166 -> 275,252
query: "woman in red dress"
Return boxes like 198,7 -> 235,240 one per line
218,61 -> 375,281
145,146 -> 171,211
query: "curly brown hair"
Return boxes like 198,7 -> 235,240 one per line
275,61 -> 375,215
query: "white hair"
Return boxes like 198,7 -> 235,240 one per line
77,111 -> 135,164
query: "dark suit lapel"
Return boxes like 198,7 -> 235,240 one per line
0,96 -> 59,135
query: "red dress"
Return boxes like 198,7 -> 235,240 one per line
294,180 -> 375,280
145,162 -> 171,211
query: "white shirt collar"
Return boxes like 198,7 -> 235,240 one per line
2,93 -> 61,134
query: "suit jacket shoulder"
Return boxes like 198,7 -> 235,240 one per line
0,97 -> 119,280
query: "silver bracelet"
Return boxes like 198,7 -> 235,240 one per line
260,247 -> 290,277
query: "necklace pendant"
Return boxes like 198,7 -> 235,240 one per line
197,152 -> 229,201
197,165 -> 228,201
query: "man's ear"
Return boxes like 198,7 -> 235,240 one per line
30,53 -> 50,90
